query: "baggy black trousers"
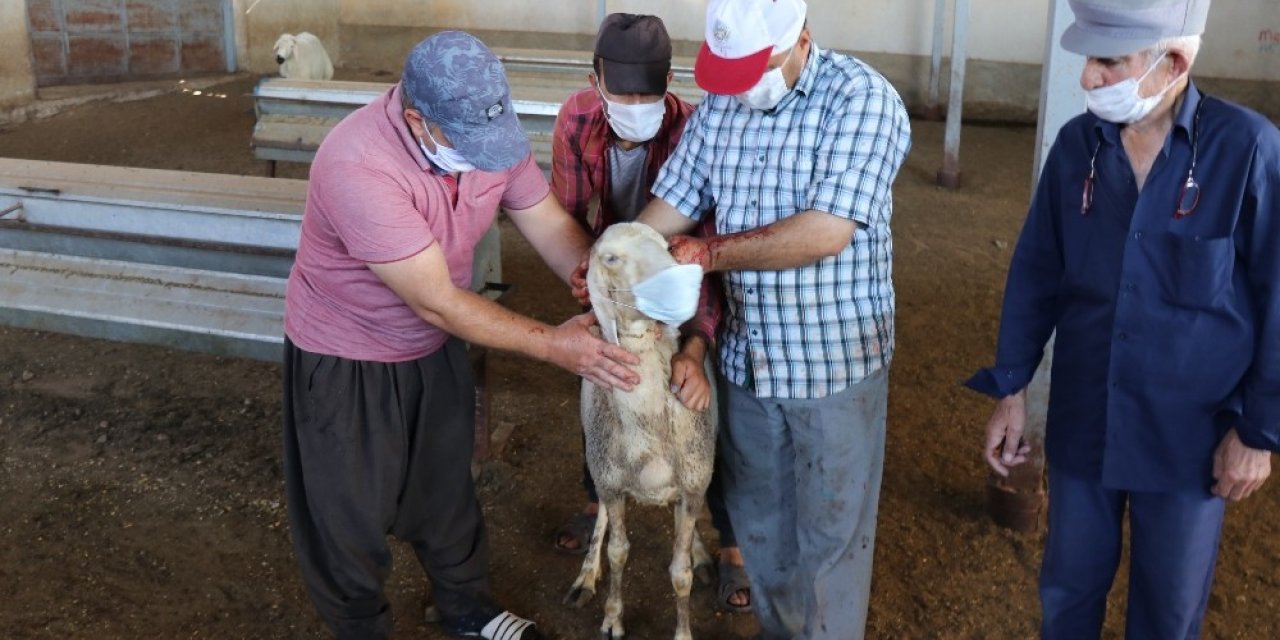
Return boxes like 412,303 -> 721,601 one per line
282,337 -> 496,639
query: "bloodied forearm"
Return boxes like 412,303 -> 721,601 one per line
674,209 -> 856,273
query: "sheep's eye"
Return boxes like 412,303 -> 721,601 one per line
603,254 -> 620,266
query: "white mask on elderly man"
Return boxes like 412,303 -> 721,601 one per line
1086,51 -> 1182,124
736,47 -> 794,111
598,88 -> 666,143
598,263 -> 704,327
418,127 -> 476,174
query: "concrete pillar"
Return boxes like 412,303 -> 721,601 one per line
935,0 -> 969,189
987,0 -> 1085,534
0,2 -> 38,113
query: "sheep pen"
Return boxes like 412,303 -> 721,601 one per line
273,32 -> 335,81
0,75 -> 1276,639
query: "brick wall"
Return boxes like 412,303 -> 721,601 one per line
26,0 -> 228,86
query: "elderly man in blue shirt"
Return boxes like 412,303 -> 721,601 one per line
636,0 -> 911,636
968,0 -> 1280,637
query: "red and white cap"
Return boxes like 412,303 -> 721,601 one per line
695,0 -> 808,95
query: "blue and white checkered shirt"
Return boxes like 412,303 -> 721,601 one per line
653,45 -> 911,399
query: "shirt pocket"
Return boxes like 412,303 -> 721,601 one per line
1151,232 -> 1234,310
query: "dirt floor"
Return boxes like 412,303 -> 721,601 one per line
1,73 -> 1277,640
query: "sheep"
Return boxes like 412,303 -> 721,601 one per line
273,32 -> 334,80
567,222 -> 717,640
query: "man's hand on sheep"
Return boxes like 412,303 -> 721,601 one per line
669,336 -> 711,412
550,313 -> 640,390
668,235 -> 713,272
570,257 -> 591,306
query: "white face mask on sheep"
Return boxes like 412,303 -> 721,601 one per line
586,223 -> 704,346
572,220 -> 719,640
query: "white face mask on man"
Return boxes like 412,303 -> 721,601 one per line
736,47 -> 795,111
597,87 -> 665,143
418,127 -> 476,173
1086,51 -> 1183,124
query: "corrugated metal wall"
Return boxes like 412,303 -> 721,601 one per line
26,0 -> 229,86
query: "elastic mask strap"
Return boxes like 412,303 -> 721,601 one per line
423,126 -> 447,151
595,295 -> 643,314
1138,51 -> 1167,84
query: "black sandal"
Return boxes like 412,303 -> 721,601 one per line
715,561 -> 752,614
552,511 -> 597,555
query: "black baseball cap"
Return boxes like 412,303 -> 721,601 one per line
594,14 -> 672,95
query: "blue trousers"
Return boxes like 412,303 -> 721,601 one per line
718,367 -> 888,639
1040,467 -> 1226,640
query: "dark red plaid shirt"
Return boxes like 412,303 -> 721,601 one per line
551,87 -> 721,347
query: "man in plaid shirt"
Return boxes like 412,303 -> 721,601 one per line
639,0 -> 911,636
549,13 -> 751,614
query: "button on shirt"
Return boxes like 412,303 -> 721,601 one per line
966,83 -> 1280,491
652,46 -> 912,399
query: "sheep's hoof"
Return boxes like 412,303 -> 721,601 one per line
599,622 -> 624,639
564,585 -> 595,608
694,562 -> 714,586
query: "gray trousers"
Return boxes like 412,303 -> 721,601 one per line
282,338 -> 497,639
718,367 -> 889,640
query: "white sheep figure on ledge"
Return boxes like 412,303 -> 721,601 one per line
273,32 -> 334,80
567,222 -> 716,640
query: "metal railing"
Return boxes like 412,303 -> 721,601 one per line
251,78 -> 561,172
0,160 -> 303,361
0,158 -> 504,362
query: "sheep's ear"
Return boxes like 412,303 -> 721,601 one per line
586,262 -> 621,345
597,305 -> 620,345
591,285 -> 622,345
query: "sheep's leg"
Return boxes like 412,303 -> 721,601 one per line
600,496 -> 629,639
691,526 -> 714,586
565,501 -> 610,607
671,494 -> 703,640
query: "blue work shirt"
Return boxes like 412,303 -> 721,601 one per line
967,82 -> 1280,492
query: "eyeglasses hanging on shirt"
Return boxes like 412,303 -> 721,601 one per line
1081,95 -> 1205,220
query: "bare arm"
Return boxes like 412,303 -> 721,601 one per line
507,192 -> 593,284
668,209 -> 856,273
368,243 -> 639,389
638,197 -> 699,237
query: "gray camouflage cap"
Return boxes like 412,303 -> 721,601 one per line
401,31 -> 529,172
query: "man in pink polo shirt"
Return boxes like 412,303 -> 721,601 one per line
281,31 -> 639,640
